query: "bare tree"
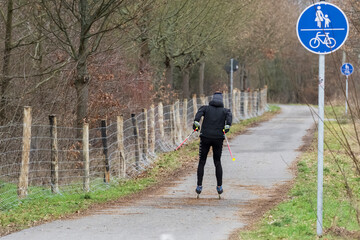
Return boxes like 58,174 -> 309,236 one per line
152,0 -> 242,98
37,0 -> 144,134
0,0 -> 37,124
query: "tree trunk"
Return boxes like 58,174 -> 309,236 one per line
139,37 -> 150,73
75,60 -> 89,137
75,0 -> 90,137
164,56 -> 173,88
0,0 -> 13,125
199,61 -> 205,96
138,4 -> 152,73
34,28 -> 45,107
182,66 -> 191,99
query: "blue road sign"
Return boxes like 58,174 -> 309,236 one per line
297,2 -> 349,54
341,63 -> 354,76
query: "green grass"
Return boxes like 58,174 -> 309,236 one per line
324,105 -> 350,124
239,106 -> 360,240
0,106 -> 281,235
268,105 -> 281,113
0,178 -> 155,230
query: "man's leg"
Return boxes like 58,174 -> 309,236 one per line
212,138 -> 224,187
197,137 -> 211,186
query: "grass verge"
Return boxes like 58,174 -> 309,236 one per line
0,105 -> 280,236
238,105 -> 360,240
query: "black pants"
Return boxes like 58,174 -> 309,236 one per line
197,136 -> 224,186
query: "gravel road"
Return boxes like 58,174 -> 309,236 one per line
1,105 -> 315,240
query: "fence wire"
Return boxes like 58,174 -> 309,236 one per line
0,88 -> 267,210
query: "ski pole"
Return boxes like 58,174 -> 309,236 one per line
175,128 -> 198,151
223,130 -> 235,161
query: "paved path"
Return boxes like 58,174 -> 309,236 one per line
1,105 -> 314,240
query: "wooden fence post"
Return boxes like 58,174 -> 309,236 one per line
170,104 -> 176,144
49,115 -> 59,194
240,91 -> 245,118
244,91 -> 249,118
236,90 -> 241,119
232,90 -> 236,119
83,122 -> 90,192
142,108 -> 149,159
131,114 -> 140,170
192,94 -> 198,118
149,105 -> 155,153
263,86 -> 268,111
248,90 -> 253,117
101,120 -> 110,183
18,106 -> 32,199
117,115 -> 126,178
233,90 -> 237,119
232,89 -> 236,118
258,88 -> 263,112
182,99 -> 188,133
200,95 -> 206,106
224,91 -> 229,109
253,90 -> 258,116
158,102 -> 164,139
256,89 -> 260,115
175,100 -> 182,143
260,87 -> 265,111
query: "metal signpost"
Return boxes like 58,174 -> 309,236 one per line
341,63 -> 354,114
225,59 -> 239,109
297,1 -> 349,236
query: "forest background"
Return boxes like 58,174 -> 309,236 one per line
0,0 -> 359,129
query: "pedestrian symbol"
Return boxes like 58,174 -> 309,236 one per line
315,6 -> 332,28
341,63 -> 354,76
297,2 -> 349,54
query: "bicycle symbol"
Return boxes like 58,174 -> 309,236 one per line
309,32 -> 336,49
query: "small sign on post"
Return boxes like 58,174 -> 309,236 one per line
341,63 -> 353,76
341,63 -> 354,115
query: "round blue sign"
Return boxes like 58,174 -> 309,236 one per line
297,3 -> 349,54
341,63 -> 354,76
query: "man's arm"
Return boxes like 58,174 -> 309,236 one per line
225,109 -> 232,126
194,106 -> 206,122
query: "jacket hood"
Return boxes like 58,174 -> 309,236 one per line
209,92 -> 224,107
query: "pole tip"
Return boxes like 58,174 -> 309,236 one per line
232,158 -> 235,161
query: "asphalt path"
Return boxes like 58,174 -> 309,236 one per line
1,105 -> 315,240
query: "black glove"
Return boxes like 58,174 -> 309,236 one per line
224,125 -> 230,133
193,121 -> 200,131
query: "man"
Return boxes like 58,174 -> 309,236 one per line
193,92 -> 232,197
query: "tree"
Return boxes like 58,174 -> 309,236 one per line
37,0 -> 145,134
0,0 -> 37,124
151,0 -> 245,98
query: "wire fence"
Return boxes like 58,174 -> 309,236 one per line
0,88 -> 268,210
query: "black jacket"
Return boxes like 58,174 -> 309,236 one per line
194,93 -> 232,139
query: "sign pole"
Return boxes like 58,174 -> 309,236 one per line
345,75 -> 348,115
341,63 -> 353,115
297,1 -> 348,236
317,54 -> 325,236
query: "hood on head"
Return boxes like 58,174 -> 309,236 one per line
209,92 -> 224,107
